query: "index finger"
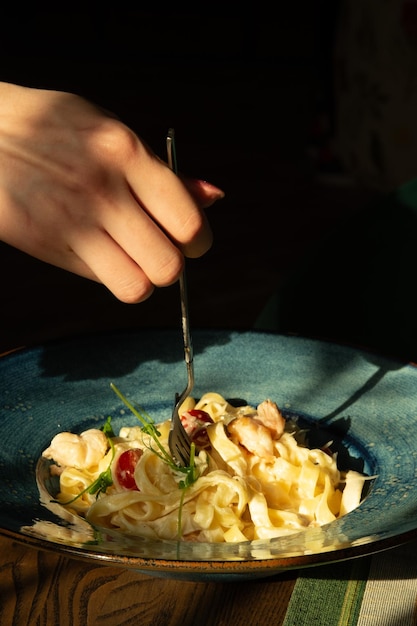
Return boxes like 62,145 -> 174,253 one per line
126,141 -> 213,258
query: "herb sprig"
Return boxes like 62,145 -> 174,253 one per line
110,382 -> 198,488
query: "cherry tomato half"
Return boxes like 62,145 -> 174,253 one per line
187,409 -> 213,423
115,448 -> 142,490
181,409 -> 214,448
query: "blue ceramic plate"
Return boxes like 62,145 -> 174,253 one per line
1,329 -> 417,582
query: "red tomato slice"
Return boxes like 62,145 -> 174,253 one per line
115,448 -> 142,490
187,409 -> 213,423
180,409 -> 214,449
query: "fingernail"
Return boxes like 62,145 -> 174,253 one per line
198,179 -> 225,197
190,177 -> 225,199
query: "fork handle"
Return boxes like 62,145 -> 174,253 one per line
167,129 -> 194,398
179,271 -> 194,394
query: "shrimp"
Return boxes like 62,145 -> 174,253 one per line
256,399 -> 285,439
42,429 -> 108,469
226,399 -> 285,461
227,416 -> 275,460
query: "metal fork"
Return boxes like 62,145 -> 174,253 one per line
166,129 -> 195,467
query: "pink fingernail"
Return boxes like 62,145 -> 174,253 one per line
190,178 -> 225,199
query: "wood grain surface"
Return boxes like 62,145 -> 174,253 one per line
0,535 -> 297,626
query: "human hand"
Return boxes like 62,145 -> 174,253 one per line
0,82 -> 224,303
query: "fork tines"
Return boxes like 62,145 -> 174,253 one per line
169,397 -> 192,466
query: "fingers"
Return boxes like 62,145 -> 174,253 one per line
99,185 -> 185,288
67,227 -> 157,304
127,159 -> 212,257
86,140 -> 225,301
119,136 -> 225,258
82,119 -> 224,260
68,170 -> 222,303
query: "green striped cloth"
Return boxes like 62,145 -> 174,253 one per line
282,558 -> 370,626
282,539 -> 417,625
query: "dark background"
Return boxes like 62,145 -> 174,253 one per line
0,3 -> 390,356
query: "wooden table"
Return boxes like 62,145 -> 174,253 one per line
0,535 -> 297,625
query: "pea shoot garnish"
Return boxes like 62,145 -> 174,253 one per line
110,382 -> 199,488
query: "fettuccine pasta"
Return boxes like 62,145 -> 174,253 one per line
41,392 -> 366,543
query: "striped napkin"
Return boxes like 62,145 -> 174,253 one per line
282,539 -> 417,625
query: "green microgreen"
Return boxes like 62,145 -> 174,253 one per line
101,415 -> 116,438
110,382 -> 198,488
87,437 -> 115,497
